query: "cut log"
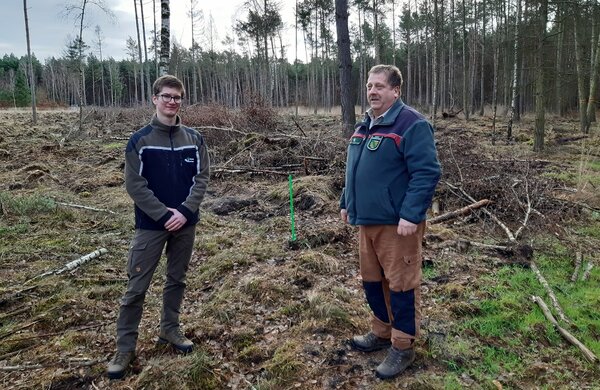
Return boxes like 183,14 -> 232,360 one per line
25,248 -> 108,284
428,199 -> 491,224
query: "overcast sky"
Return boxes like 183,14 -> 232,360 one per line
2,0 -> 302,62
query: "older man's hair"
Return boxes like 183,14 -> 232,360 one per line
368,65 -> 403,89
153,75 -> 185,98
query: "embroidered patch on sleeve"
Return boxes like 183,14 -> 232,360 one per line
350,136 -> 363,145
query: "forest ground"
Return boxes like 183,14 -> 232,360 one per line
0,106 -> 599,390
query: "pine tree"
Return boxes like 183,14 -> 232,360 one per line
14,68 -> 31,107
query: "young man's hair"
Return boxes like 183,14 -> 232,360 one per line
368,65 -> 403,89
153,75 -> 185,98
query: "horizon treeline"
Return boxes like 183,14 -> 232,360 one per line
1,0 -> 599,120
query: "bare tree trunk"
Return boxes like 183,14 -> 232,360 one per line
336,0 -> 355,137
95,26 -> 107,106
77,0 -> 88,132
23,0 -> 37,124
533,0 -> 547,152
373,0 -> 380,64
555,3 -> 565,116
139,0 -> 151,99
432,0 -> 439,122
153,0 -> 159,78
491,7 -> 499,144
573,6 -> 589,134
449,0 -> 455,109
159,0 -> 170,76
507,0 -> 521,140
586,23 -> 600,126
479,0 -> 486,116
392,0 -> 396,66
133,0 -> 145,103
295,0 -> 299,116
461,0 -> 469,119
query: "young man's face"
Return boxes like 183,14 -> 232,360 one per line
152,86 -> 183,119
366,72 -> 400,117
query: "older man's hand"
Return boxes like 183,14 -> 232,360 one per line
397,218 -> 417,236
340,209 -> 348,223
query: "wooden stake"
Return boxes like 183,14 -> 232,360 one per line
571,252 -> 583,282
581,262 -> 594,281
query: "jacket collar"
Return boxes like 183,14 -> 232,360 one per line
151,114 -> 181,133
364,99 -> 405,128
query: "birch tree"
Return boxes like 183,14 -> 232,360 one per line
64,0 -> 113,132
159,0 -> 170,76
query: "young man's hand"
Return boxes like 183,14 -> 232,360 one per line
165,208 -> 188,231
397,218 -> 417,236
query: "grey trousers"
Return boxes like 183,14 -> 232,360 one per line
116,226 -> 195,352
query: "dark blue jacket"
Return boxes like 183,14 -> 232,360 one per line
125,115 -> 210,230
340,99 -> 440,225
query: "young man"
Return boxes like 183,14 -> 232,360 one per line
107,75 -> 210,379
340,65 -> 440,379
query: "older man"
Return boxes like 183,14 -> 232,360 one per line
340,65 -> 440,379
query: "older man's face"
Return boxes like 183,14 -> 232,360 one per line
366,72 -> 399,117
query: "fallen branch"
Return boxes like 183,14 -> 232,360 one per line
0,364 -> 43,372
514,180 -> 532,240
0,320 -> 40,341
211,167 -> 292,177
290,116 -> 307,136
571,252 -> 583,282
445,182 -> 516,241
6,322 -> 108,343
530,262 -> 573,326
0,344 -> 37,361
581,262 -> 594,281
25,248 -> 108,284
0,286 -> 37,307
192,125 -> 248,136
446,181 -> 572,326
55,201 -> 116,215
555,135 -> 589,144
0,305 -> 30,321
0,358 -> 104,372
427,199 -> 491,224
531,296 -> 598,364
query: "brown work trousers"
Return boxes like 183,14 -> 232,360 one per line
359,222 -> 424,350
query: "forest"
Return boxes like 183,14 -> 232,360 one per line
3,0 -> 599,131
0,0 -> 599,389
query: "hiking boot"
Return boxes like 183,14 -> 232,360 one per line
351,331 -> 391,352
158,327 -> 194,353
107,350 -> 135,379
375,347 -> 415,379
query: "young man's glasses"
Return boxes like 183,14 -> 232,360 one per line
157,94 -> 183,104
